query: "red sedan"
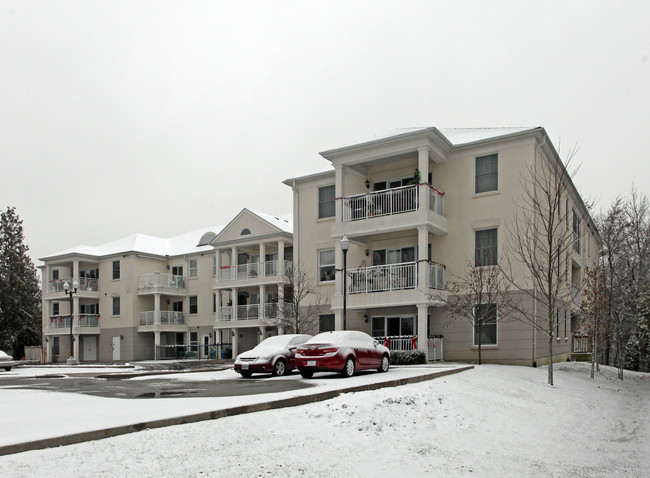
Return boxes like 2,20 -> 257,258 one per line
295,331 -> 390,378
234,334 -> 312,378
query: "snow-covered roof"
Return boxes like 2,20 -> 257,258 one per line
248,210 -> 293,234
323,126 -> 540,153
40,225 -> 225,261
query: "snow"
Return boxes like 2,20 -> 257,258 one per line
1,362 -> 648,477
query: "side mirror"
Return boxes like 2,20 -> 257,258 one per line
288,346 -> 297,351
373,340 -> 379,347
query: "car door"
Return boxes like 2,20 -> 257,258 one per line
353,332 -> 374,368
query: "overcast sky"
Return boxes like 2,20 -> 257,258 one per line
1,0 -> 648,267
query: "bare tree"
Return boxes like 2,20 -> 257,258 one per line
262,262 -> 326,334
445,258 -> 510,364
502,147 -> 579,386
578,266 -> 609,379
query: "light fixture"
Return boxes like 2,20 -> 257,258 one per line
365,179 -> 370,189
364,314 -> 368,323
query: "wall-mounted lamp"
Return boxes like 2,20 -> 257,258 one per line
120,334 -> 124,340
231,331 -> 235,337
364,314 -> 368,323
45,337 -> 49,342
365,249 -> 369,257
167,299 -> 170,305
365,179 -> 370,189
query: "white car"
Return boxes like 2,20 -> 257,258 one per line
0,350 -> 17,371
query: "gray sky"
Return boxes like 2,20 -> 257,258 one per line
1,0 -> 648,267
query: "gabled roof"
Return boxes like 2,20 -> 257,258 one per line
40,225 -> 225,261
210,208 -> 293,245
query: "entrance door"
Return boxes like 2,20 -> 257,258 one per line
84,336 -> 97,361
112,336 -> 121,361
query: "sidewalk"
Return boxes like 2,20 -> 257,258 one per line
0,363 -> 472,455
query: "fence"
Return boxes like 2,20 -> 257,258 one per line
155,343 -> 233,360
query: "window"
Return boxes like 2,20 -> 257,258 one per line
189,296 -> 198,315
53,336 -> 59,356
372,247 -> 415,265
318,185 -> 335,219
112,261 -> 120,280
556,309 -> 560,339
474,303 -> 497,346
52,269 -> 59,280
189,259 -> 198,278
213,293 -> 217,313
374,316 -> 415,337
112,297 -> 120,316
475,229 -> 497,266
572,209 -> 581,253
371,317 -> 385,337
172,300 -> 183,312
53,303 -> 59,316
212,256 -> 217,277
564,310 -> 568,339
241,228 -> 251,235
318,249 -> 335,282
319,314 -> 335,332
172,265 -> 183,277
475,153 -> 498,193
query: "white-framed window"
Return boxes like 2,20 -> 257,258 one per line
318,249 -> 335,283
372,246 -> 415,265
556,309 -> 561,339
371,316 -> 415,337
189,296 -> 198,315
53,336 -> 60,356
319,314 -> 335,332
318,185 -> 335,219
475,228 -> 497,266
112,296 -> 120,316
572,209 -> 581,253
473,303 -> 497,346
189,259 -> 198,278
112,260 -> 120,280
475,153 -> 498,193
212,256 -> 217,277
212,293 -> 217,313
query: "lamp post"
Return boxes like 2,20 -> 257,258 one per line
63,280 -> 79,364
340,235 -> 350,331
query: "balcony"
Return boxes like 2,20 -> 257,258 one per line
139,311 -> 185,326
138,273 -> 186,295
216,302 -> 293,323
335,184 -> 447,237
218,260 -> 292,281
346,261 -> 444,294
49,278 -> 73,294
46,314 -> 100,333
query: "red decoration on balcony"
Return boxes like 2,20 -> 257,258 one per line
384,337 -> 390,348
411,336 -> 417,349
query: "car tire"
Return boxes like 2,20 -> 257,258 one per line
341,357 -> 355,378
300,370 -> 313,379
272,359 -> 287,377
377,354 -> 389,373
4,367 -> 11,372
240,371 -> 253,378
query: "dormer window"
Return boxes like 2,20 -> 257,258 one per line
241,228 -> 251,236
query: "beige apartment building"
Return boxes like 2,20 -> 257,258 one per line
40,209 -> 292,363
285,127 -> 601,365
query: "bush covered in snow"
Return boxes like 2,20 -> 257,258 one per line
389,350 -> 427,365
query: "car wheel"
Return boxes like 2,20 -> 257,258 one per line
240,371 -> 253,378
300,370 -> 313,379
341,357 -> 355,377
272,359 -> 287,377
4,367 -> 11,372
377,354 -> 389,373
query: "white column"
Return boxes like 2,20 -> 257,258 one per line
259,326 -> 267,341
232,287 -> 238,320
335,164 -> 344,224
216,249 -> 222,282
231,246 -> 238,279
259,242 -> 266,275
154,293 -> 161,325
418,226 -> 428,290
259,284 -> 266,319
231,329 -> 239,357
73,260 -> 80,283
418,147 -> 430,210
417,304 -> 428,360
278,240 -> 285,275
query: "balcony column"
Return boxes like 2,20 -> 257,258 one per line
215,249 -> 222,282
259,326 -> 267,341
418,226 -> 428,290
277,283 -> 285,321
154,293 -> 161,325
335,164 -> 345,224
259,242 -> 266,275
231,246 -> 238,279
231,329 -> 239,357
278,240 -> 285,276
418,146 -> 430,210
73,260 -> 80,284
232,287 -> 238,320
259,284 -> 266,319
417,304 -> 429,361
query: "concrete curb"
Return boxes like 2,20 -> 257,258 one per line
0,365 -> 473,456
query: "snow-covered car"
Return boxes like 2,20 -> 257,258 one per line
234,334 -> 313,378
0,350 -> 17,371
295,330 -> 390,378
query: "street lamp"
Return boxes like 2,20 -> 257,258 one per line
63,280 -> 79,364
340,235 -> 350,331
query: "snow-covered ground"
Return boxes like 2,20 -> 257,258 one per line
1,362 -> 648,477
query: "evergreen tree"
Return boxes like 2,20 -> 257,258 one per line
0,207 -> 42,359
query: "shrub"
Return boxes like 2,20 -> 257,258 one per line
390,350 -> 427,365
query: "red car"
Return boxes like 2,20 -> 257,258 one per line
295,331 -> 390,378
234,334 -> 312,378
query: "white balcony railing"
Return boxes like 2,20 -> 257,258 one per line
218,306 -> 233,322
347,262 -> 417,294
428,262 -> 445,290
343,185 -> 418,222
49,278 -> 73,293
139,311 -> 185,326
78,314 -> 99,327
237,304 -> 259,320
138,273 -> 185,290
428,186 -> 445,216
219,260 -> 293,282
49,315 -> 72,328
79,278 -> 99,292
373,335 -> 416,351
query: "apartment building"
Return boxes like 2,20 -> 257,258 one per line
285,127 -> 601,365
40,209 -> 292,363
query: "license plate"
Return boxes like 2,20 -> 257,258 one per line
307,360 -> 316,366
242,363 -> 249,370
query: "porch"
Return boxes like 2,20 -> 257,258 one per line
373,335 -> 444,361
346,261 -> 445,293
138,273 -> 186,294
218,260 -> 292,282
